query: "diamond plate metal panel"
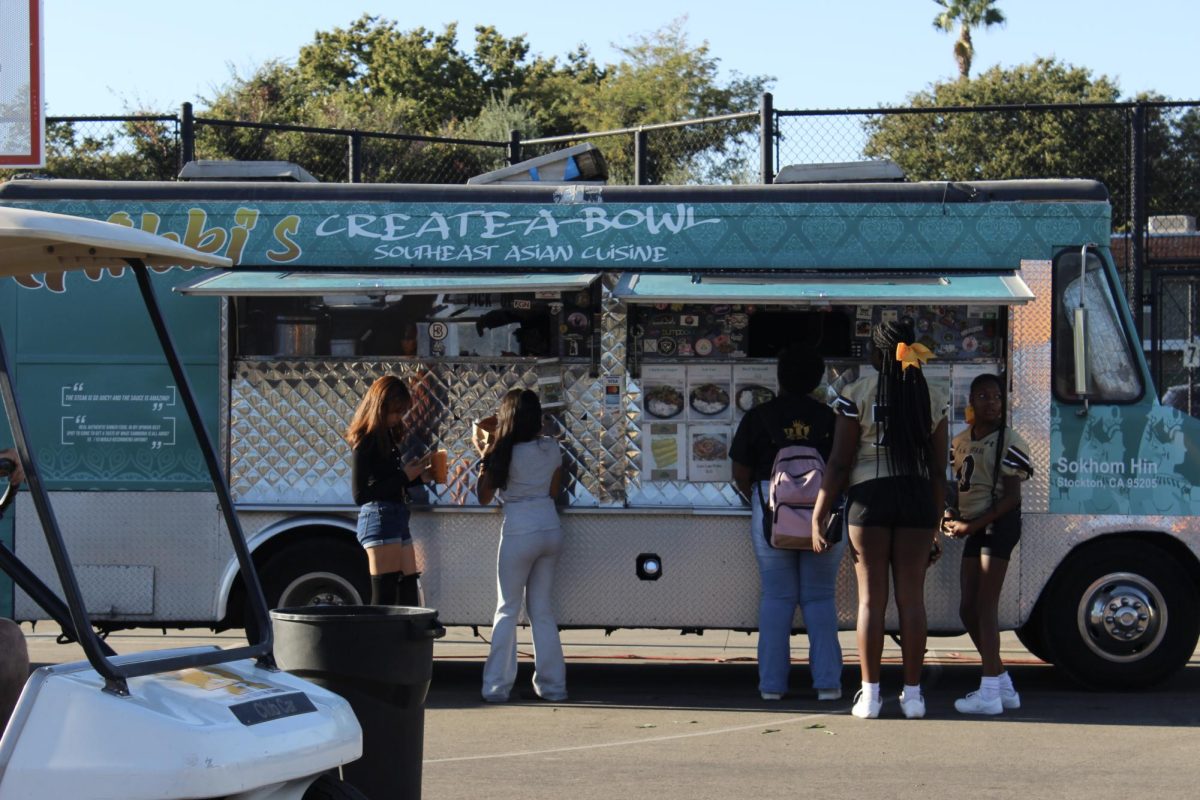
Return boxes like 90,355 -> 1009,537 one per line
230,359 -> 600,506
1011,259 -> 1054,514
72,564 -> 155,615
13,493 -> 223,621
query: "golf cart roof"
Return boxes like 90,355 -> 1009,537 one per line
0,206 -> 231,277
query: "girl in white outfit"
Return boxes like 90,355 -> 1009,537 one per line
476,389 -> 567,702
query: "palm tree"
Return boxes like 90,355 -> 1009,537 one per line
932,0 -> 1006,80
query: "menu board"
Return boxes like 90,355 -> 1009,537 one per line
636,303 -> 749,359
642,363 -> 742,483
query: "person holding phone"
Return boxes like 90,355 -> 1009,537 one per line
345,376 -> 434,607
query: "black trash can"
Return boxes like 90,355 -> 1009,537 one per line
271,605 -> 446,800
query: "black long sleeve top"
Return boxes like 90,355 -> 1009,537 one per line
350,434 -> 418,506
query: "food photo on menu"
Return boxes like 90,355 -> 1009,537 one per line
686,363 -> 733,422
733,361 -> 779,420
643,423 -> 686,482
641,364 -> 688,420
687,424 -> 732,482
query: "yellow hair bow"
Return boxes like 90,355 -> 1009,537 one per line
895,341 -> 934,372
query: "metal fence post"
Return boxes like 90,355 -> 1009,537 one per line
180,102 -> 195,170
348,132 -> 362,183
634,129 -> 648,185
1131,102 -> 1147,335
759,92 -> 774,185
508,130 -> 523,166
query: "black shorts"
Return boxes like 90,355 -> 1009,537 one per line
847,476 -> 940,529
961,508 -> 1022,560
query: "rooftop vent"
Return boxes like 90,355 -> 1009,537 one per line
1148,215 -> 1197,234
774,159 -> 905,184
178,160 -> 319,182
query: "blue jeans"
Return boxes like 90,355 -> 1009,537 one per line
751,481 -> 846,694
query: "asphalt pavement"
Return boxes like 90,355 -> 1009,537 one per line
18,624 -> 1200,800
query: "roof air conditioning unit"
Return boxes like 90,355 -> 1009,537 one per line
774,159 -> 905,184
178,160 -> 319,182
1148,215 -> 1197,234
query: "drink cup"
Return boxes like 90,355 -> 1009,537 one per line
430,449 -> 449,484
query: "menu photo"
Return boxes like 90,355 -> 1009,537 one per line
641,364 -> 688,421
643,423 -> 686,482
686,363 -> 733,422
687,423 -> 732,483
733,363 -> 778,421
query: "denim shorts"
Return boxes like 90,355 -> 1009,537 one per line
356,500 -> 412,548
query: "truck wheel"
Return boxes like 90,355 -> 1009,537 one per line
260,540 -> 369,611
303,773 -> 369,800
1042,543 -> 1199,689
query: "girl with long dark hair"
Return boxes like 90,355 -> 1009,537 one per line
943,373 -> 1033,714
346,375 -> 434,607
476,389 -> 567,703
813,321 -> 948,719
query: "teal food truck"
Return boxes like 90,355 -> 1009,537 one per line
0,176 -> 1196,688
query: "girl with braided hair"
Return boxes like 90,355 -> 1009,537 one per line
813,320 -> 948,719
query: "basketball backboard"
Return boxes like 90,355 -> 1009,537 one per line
0,0 -> 44,168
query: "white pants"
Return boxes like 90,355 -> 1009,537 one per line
481,527 -> 567,701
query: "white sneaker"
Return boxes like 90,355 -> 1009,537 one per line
761,691 -> 784,701
851,690 -> 882,719
1000,688 -> 1021,710
954,690 -> 1003,715
816,688 -> 842,701
899,691 -> 926,719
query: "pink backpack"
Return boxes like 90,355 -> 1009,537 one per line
759,445 -> 826,549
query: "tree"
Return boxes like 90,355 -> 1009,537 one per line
194,15 -> 769,185
863,59 -> 1128,208
932,0 -> 1006,80
570,18 -> 772,184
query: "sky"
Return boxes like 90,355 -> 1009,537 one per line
36,0 -> 1200,117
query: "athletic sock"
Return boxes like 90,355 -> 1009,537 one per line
397,573 -> 421,607
902,683 -> 922,700
370,571 -> 401,605
861,681 -> 881,700
980,675 -> 1001,700
998,671 -> 1015,693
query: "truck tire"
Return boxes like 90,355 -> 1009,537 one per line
1042,542 -> 1199,689
259,539 -> 369,611
303,773 -> 369,800
1014,604 -> 1055,664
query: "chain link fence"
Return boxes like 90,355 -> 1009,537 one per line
520,111 -> 762,186
4,98 -> 1197,284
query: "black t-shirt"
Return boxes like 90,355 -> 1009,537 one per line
730,394 -> 835,483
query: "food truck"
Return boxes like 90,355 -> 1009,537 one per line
0,176 -> 1197,689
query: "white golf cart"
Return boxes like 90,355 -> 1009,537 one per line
0,208 -> 364,799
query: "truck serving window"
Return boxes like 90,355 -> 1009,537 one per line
1052,251 -> 1142,403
